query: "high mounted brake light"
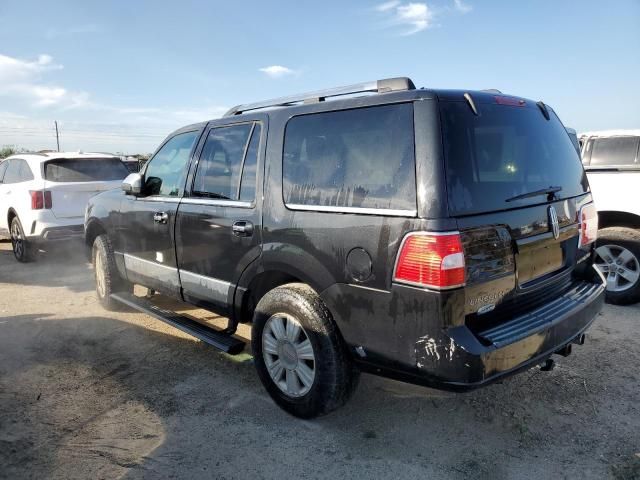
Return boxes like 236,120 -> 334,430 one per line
495,96 -> 526,107
30,190 -> 52,210
393,232 -> 465,290
578,203 -> 598,248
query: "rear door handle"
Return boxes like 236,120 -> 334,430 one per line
232,220 -> 253,237
153,211 -> 169,224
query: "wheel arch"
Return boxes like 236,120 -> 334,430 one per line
598,211 -> 640,230
84,218 -> 107,248
7,207 -> 18,226
233,243 -> 337,324
235,269 -> 306,324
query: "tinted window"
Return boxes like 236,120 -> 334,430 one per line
44,158 -> 129,182
441,102 -> 588,216
124,161 -> 140,173
193,123 -> 253,200
283,104 -> 416,212
3,159 -> 33,184
144,131 -> 199,197
239,124 -> 261,202
0,161 -> 8,183
590,137 -> 639,166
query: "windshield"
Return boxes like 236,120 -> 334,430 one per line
440,101 -> 588,216
44,158 -> 129,182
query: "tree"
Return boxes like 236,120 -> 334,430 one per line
0,146 -> 18,159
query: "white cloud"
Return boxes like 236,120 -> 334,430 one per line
259,65 -> 296,78
375,1 -> 401,12
397,3 -> 433,34
0,53 -> 85,108
375,2 -> 434,35
453,0 -> 472,14
0,53 -> 62,84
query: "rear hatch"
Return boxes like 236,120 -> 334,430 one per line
438,93 -> 592,336
43,157 -> 129,219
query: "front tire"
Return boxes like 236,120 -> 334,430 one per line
595,227 -> 640,305
251,283 -> 359,418
92,234 -> 133,310
10,216 -> 35,263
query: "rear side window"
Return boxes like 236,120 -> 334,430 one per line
239,124 -> 261,202
44,158 -> 129,182
193,122 -> 260,201
3,159 -> 34,184
441,102 -> 588,216
283,104 -> 416,213
590,137 -> 639,166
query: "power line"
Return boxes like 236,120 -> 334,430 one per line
0,131 -> 165,139
0,126 -> 169,134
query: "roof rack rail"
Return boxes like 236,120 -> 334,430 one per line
224,76 -> 416,117
482,89 -> 503,94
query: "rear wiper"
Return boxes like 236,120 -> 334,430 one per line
505,186 -> 562,203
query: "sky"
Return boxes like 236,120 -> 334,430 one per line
0,0 -> 639,154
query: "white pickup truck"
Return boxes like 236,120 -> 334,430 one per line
580,130 -> 640,304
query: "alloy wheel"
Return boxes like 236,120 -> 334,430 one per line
10,221 -> 24,259
595,244 -> 640,292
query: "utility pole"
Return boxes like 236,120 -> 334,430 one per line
54,121 -> 60,152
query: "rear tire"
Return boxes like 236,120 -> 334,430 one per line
10,216 -> 35,263
92,234 -> 133,311
251,283 -> 359,418
595,227 -> 640,305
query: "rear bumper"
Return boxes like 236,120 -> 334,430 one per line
25,212 -> 84,243
29,224 -> 84,244
350,279 -> 605,391
39,224 -> 84,242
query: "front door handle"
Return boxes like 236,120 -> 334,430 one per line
153,211 -> 169,224
232,220 -> 253,237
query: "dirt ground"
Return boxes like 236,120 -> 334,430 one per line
0,239 -> 639,480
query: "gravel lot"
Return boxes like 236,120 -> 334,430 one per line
0,239 -> 639,480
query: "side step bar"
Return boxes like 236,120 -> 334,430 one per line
111,293 -> 245,355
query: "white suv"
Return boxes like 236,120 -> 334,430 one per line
580,130 -> 640,304
0,152 -> 129,262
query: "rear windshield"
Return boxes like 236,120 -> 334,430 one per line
441,101 -> 588,216
44,158 -> 129,182
590,136 -> 639,166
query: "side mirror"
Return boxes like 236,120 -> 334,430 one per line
122,173 -> 143,195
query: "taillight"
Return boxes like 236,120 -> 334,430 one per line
393,232 -> 465,290
30,191 -> 52,210
578,203 -> 598,248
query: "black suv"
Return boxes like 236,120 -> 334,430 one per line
85,77 -> 605,418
